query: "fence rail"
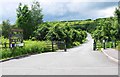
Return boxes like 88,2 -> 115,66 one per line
46,41 -> 67,52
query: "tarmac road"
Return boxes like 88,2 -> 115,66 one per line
0,34 -> 118,75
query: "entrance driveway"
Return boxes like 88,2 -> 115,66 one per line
1,34 -> 118,75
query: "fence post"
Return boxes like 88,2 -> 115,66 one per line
115,40 -> 116,48
64,41 -> 67,52
52,41 -> 54,52
93,39 -> 96,50
103,40 -> 105,49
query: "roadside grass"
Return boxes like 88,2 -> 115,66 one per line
96,41 -> 120,51
0,40 -> 53,60
0,36 -> 86,60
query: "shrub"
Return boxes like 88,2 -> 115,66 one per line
35,23 -> 87,48
1,48 -> 12,59
117,43 -> 120,51
0,40 -> 52,60
24,40 -> 50,53
73,41 -> 80,46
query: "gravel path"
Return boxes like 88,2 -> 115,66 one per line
0,34 -> 118,75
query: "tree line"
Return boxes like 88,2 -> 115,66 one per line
2,1 -> 43,39
1,1 -> 120,47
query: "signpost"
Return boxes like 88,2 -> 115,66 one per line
9,28 -> 24,48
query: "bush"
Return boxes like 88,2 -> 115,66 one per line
1,48 -> 12,59
73,41 -> 80,46
0,40 -> 52,60
24,40 -> 51,53
117,43 -> 120,51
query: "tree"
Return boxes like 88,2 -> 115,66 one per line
46,23 -> 66,41
31,1 -> 43,30
34,23 -> 50,40
92,18 -> 116,41
16,1 -> 43,40
16,3 -> 33,39
115,1 -> 120,40
2,20 -> 11,38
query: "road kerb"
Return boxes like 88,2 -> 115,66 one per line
102,49 -> 118,63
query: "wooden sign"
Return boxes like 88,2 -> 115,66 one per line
9,28 -> 24,48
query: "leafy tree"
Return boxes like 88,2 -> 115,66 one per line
46,23 -> 66,41
92,17 -> 117,41
31,1 -> 43,30
115,2 -> 120,24
44,22 -> 87,47
115,2 -> 120,40
16,3 -> 33,39
34,23 -> 50,40
2,20 -> 11,38
16,1 -> 43,39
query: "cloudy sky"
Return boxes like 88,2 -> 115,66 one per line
0,0 -> 119,24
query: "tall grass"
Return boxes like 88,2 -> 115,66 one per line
0,40 -> 53,60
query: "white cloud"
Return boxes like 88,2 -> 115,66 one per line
0,0 -> 118,24
96,6 -> 116,18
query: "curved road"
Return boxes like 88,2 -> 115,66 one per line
1,34 -> 118,75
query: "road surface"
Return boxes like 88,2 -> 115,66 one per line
0,34 -> 118,75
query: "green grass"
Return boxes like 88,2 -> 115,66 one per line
0,39 -> 85,60
0,40 -> 55,60
0,36 -> 9,48
95,41 -> 120,51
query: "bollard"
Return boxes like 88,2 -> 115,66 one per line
52,41 -> 54,52
103,42 -> 105,49
103,40 -> 105,49
64,42 -> 67,52
115,40 -> 116,48
93,40 -> 96,50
